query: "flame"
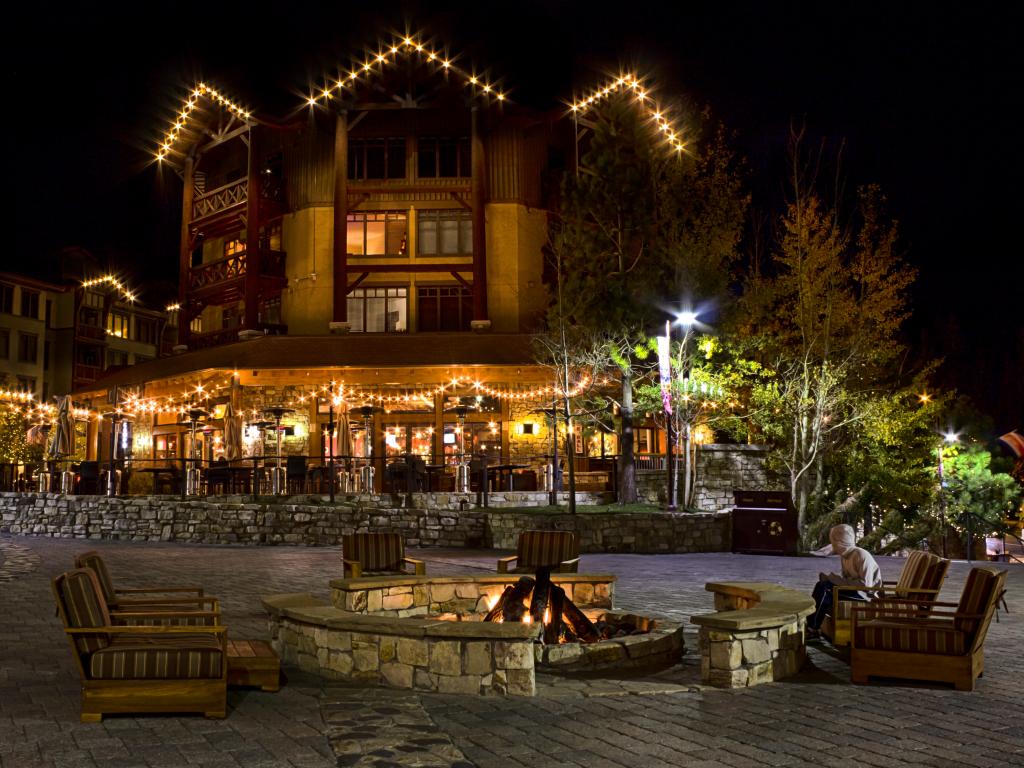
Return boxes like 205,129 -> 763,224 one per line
494,616 -> 503,624
523,614 -> 533,625
486,594 -> 500,610
543,607 -> 551,625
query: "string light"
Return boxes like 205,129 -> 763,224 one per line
155,82 -> 253,163
81,275 -> 137,303
570,72 -> 688,154
304,33 -> 507,109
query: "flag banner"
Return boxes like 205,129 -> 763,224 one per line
998,431 -> 1024,458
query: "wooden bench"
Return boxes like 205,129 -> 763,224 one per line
227,639 -> 280,692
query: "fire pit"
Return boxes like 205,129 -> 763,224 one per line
264,571 -> 684,696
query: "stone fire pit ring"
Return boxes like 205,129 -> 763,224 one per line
264,573 -> 684,696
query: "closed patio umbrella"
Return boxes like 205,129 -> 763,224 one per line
47,396 -> 74,460
223,402 -> 242,461
337,406 -> 353,468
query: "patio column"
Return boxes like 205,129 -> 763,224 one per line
330,110 -> 350,332
470,107 -> 490,330
177,154 -> 194,348
243,128 -> 261,330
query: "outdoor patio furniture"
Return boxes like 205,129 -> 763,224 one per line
286,455 -> 308,493
497,530 -> 580,574
205,460 -> 231,495
74,551 -> 219,621
341,532 -> 425,578
823,550 -> 950,646
75,461 -> 100,494
52,568 -> 227,722
850,566 -> 1007,691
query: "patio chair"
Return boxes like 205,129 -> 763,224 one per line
850,566 -> 1007,691
74,551 -> 219,622
286,455 -> 308,493
52,568 -> 227,722
205,460 -> 231,495
823,550 -> 950,646
341,532 -> 425,578
497,530 -> 580,574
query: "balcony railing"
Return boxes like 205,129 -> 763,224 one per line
192,179 -> 248,220
188,249 -> 286,293
73,363 -> 101,384
76,323 -> 106,341
190,322 -> 289,350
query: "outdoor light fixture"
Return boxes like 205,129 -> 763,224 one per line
943,432 -> 960,443
675,310 -> 699,327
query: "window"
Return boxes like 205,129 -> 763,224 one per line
260,222 -> 282,251
224,238 -> 245,258
17,376 -> 36,393
106,349 -> 128,368
190,316 -> 203,333
347,212 -> 407,256
17,332 -> 38,363
20,289 -> 39,319
259,298 -> 281,325
0,329 -> 7,358
348,138 -> 406,181
416,210 -> 473,255
80,307 -> 100,327
346,287 -> 407,333
417,137 -> 471,178
417,286 -> 473,332
107,313 -> 129,338
83,291 -> 103,308
222,306 -> 241,329
0,284 -> 13,313
136,319 -> 156,344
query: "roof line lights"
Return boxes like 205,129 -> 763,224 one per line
570,72 -> 687,154
81,275 -> 137,303
155,83 -> 253,163
305,33 -> 507,109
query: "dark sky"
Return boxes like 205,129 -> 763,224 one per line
12,1 -> 1023,427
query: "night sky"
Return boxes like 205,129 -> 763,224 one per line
12,1 -> 1023,428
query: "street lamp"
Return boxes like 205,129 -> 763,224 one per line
937,430 -> 958,558
662,310 -> 699,512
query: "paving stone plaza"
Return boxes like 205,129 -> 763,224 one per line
2,535 -> 1022,768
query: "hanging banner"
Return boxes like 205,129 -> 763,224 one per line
657,334 -> 672,415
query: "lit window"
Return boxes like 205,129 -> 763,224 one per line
347,213 -> 407,256
107,313 -> 129,338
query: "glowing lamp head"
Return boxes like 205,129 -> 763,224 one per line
943,432 -> 959,444
675,310 -> 699,327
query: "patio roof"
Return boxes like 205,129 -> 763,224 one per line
73,333 -> 542,396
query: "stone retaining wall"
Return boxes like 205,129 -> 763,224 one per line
0,492 -> 730,553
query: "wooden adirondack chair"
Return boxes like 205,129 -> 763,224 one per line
850,566 -> 1007,691
823,550 -> 950,646
53,569 -> 228,722
497,530 -> 580,574
341,532 -> 425,578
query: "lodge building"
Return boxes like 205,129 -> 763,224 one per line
63,38 -> 673,491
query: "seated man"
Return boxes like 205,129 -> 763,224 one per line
808,524 -> 882,633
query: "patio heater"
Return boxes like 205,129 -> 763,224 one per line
454,405 -> 470,493
102,411 -> 124,497
184,408 -> 209,496
36,424 -> 51,493
263,406 -> 294,495
357,405 -> 375,493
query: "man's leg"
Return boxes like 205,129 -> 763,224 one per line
809,580 -> 832,630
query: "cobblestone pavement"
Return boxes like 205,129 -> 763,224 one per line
2,534 -> 1022,768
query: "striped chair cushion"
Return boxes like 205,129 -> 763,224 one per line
855,620 -> 966,655
517,531 -> 578,570
115,614 -> 217,627
89,634 -> 223,680
955,567 -> 999,636
58,569 -> 111,655
344,533 -> 404,572
75,552 -> 117,606
893,551 -> 937,600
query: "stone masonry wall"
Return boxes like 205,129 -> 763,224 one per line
637,444 -> 783,511
0,492 -> 728,552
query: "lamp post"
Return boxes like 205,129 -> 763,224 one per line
662,310 -> 698,511
937,430 -> 960,559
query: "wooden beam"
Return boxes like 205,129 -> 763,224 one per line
346,272 -> 370,294
471,107 -> 488,322
243,128 -> 261,329
450,272 -> 471,289
178,154 -> 194,348
332,111 -> 349,323
344,263 -> 472,273
195,124 -> 251,156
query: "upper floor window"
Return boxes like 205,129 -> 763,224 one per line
417,210 -> 472,255
0,284 -> 13,313
347,287 -> 407,333
106,349 -> 128,368
136,319 -> 157,344
190,316 -> 203,334
20,289 -> 39,319
224,238 -> 245,258
260,221 -> 282,252
347,212 -> 407,256
348,138 -> 406,181
0,328 -> 9,358
417,286 -> 472,332
417,137 -> 470,178
17,332 -> 38,364
83,291 -> 103,309
107,313 -> 129,338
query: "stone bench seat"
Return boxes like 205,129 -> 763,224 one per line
691,581 -> 815,688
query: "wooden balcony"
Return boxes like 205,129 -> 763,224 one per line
192,179 -> 247,221
188,249 -> 287,302
73,363 -> 102,384
190,322 -> 289,350
75,324 -> 106,342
